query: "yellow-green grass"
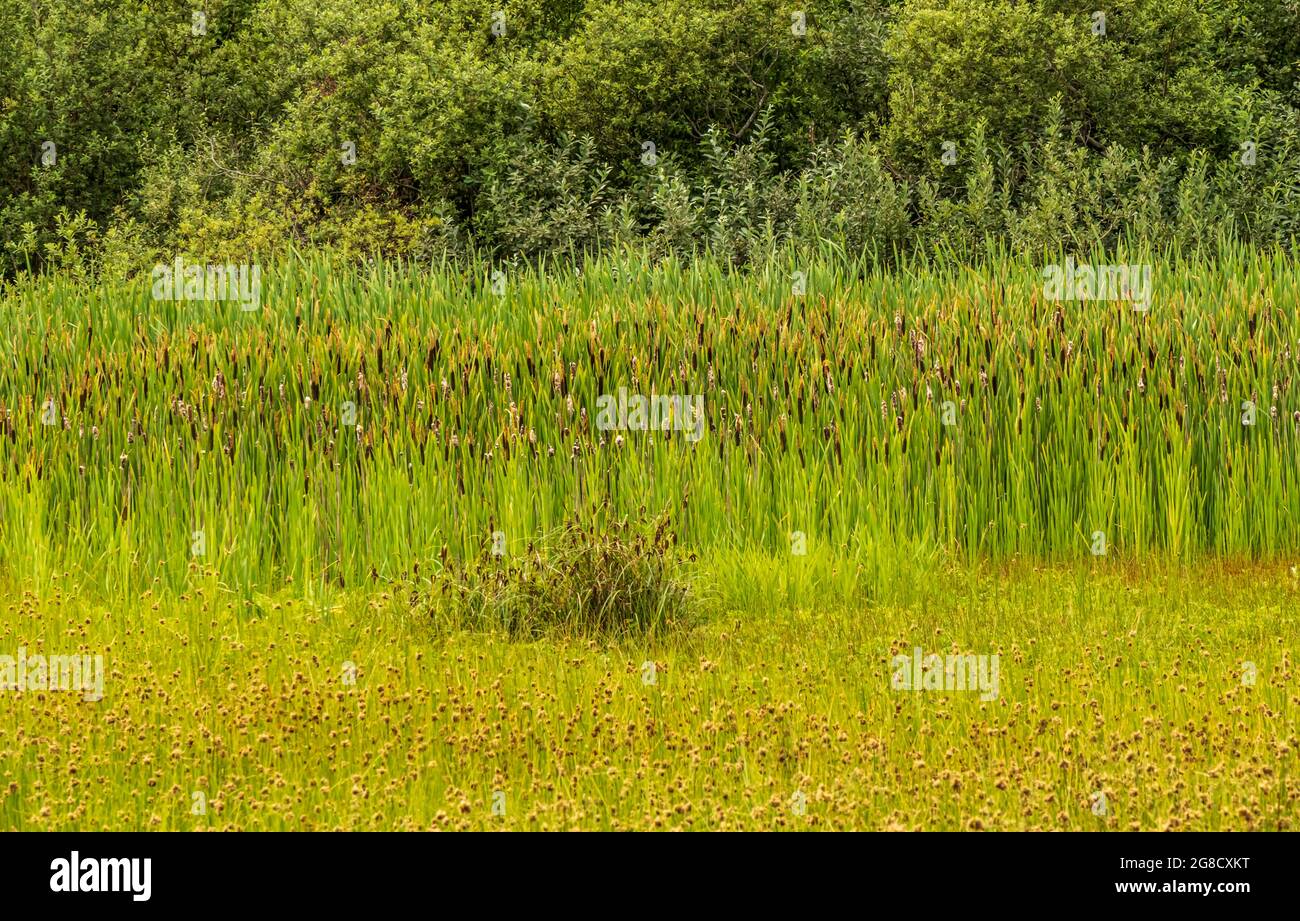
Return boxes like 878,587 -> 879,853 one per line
0,560 -> 1294,831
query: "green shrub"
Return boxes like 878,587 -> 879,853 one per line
883,0 -> 1240,170
470,132 -> 616,260
433,514 -> 695,639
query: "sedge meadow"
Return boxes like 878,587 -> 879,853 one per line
1,249 -> 1297,830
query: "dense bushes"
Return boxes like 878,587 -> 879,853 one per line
2,0 -> 1298,277
883,0 -> 1245,169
